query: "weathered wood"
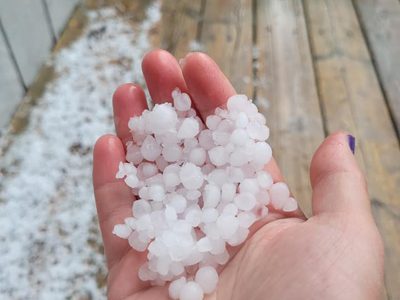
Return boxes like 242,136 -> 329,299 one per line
158,0 -> 203,59
45,0 -> 80,38
200,0 -> 253,96
353,0 -> 400,135
256,0 -> 325,215
304,1 -> 400,298
0,26 -> 25,129
0,0 -> 54,86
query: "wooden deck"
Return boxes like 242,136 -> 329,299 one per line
19,0 -> 397,298
150,0 -> 400,297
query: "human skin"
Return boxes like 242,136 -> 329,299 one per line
92,49 -> 384,300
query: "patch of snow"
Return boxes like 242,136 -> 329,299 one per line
0,3 -> 160,299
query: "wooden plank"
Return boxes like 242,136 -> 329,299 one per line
353,0 -> 400,135
158,0 -> 202,59
200,0 -> 253,96
45,0 -> 80,38
0,0 -> 53,86
256,0 -> 325,215
303,1 -> 400,298
0,26 -> 25,129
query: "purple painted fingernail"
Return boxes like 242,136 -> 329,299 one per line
348,135 -> 356,154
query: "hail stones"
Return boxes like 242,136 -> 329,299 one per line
113,89 -> 298,300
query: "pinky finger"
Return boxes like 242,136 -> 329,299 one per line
93,134 -> 135,269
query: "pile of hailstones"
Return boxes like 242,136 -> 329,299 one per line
113,89 -> 298,300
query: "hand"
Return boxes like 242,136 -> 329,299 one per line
93,50 -> 384,300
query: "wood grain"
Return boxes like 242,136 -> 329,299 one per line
353,0 -> 400,135
158,0 -> 203,59
200,0 -> 253,96
304,1 -> 400,298
255,0 -> 325,215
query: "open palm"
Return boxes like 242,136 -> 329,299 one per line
93,50 -> 383,300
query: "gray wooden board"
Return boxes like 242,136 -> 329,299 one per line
0,0 -> 54,86
0,27 -> 24,128
354,0 -> 400,134
45,0 -> 80,38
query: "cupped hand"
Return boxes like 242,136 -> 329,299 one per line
93,50 -> 384,300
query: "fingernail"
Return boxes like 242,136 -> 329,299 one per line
347,134 -> 356,154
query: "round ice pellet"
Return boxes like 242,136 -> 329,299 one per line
227,94 -> 248,112
234,193 -> 256,211
173,90 -> 191,112
140,135 -> 162,161
202,208 -> 219,223
235,111 -> 249,128
237,212 -> 256,228
269,182 -> 290,210
230,128 -> 248,146
230,149 -> 248,167
189,147 -> 207,166
180,281 -> 204,300
222,203 -> 238,216
282,197 -> 298,212
198,129 -> 215,150
141,162 -> 158,178
180,163 -> 204,190
168,194 -> 187,214
252,142 -> 272,165
206,115 -> 222,130
148,185 -> 166,202
195,266 -> 219,294
206,169 -> 227,187
221,183 -> 236,202
246,121 -> 269,141
147,103 -> 178,135
125,174 -> 139,188
216,214 -> 239,239
203,184 -> 221,208
126,143 -> 143,164
197,236 -> 213,252
177,118 -> 200,139
162,144 -> 182,162
132,199 -> 151,218
239,178 -> 259,194
208,146 -> 227,167
256,170 -> 273,189
185,206 -> 202,227
169,277 -> 186,299
112,224 -> 132,239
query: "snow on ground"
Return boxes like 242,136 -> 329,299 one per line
0,3 -> 160,299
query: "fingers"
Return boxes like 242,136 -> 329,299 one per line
142,49 -> 187,104
180,52 -> 288,190
113,83 -> 148,146
181,52 -> 235,119
310,132 -> 370,216
93,135 -> 135,269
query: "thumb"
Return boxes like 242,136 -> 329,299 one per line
310,132 -> 370,216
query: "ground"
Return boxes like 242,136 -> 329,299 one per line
0,3 -> 160,299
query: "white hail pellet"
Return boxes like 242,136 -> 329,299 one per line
177,118 -> 200,139
113,89 -> 299,300
195,266 -> 219,294
180,281 -> 204,300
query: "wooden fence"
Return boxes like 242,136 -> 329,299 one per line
0,0 -> 80,128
